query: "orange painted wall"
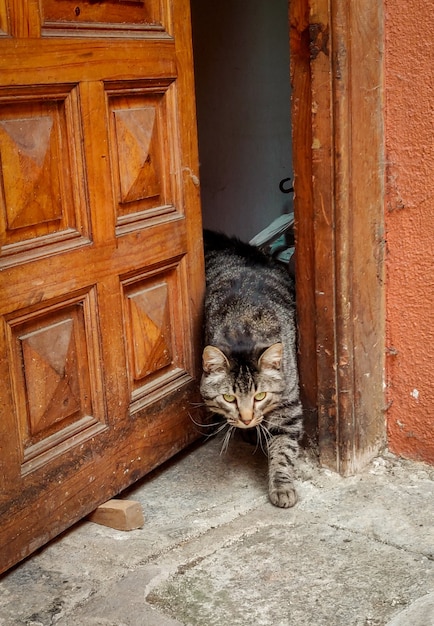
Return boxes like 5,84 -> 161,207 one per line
385,0 -> 434,463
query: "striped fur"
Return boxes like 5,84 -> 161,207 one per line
200,230 -> 303,508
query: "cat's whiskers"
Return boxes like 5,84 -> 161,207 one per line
187,411 -> 223,429
213,420 -> 231,436
253,424 -> 266,455
201,420 -> 231,446
220,425 -> 235,455
188,412 -> 230,446
257,422 -> 274,456
254,424 -> 266,455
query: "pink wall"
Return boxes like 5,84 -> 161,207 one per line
385,0 -> 434,463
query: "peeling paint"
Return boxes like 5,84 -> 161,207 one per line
410,389 -> 419,401
309,23 -> 329,60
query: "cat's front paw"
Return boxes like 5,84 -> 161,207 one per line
269,485 -> 298,508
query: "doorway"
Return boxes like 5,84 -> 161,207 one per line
190,0 -> 310,430
191,0 -> 386,475
190,0 -> 293,243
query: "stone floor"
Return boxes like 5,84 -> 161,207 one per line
1,434 -> 434,626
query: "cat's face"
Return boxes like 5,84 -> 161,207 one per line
200,343 -> 284,429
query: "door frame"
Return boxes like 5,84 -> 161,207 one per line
290,0 -> 385,474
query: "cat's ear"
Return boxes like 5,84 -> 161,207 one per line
202,345 -> 230,373
258,343 -> 283,371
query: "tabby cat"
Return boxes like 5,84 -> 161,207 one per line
200,230 -> 303,508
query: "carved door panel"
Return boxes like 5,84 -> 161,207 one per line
0,0 -> 204,573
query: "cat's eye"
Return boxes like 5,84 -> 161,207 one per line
223,393 -> 236,403
254,392 -> 267,401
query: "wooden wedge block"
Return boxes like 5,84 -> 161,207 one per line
88,499 -> 144,531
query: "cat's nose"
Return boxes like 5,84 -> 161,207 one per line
239,408 -> 253,425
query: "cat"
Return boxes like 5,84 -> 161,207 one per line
200,229 -> 303,508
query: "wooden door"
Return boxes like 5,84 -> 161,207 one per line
0,0 -> 204,574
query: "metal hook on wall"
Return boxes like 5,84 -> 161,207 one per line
279,177 -> 294,194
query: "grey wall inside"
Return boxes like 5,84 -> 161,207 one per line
190,0 -> 293,242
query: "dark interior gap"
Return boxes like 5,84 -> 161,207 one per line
190,0 -> 294,255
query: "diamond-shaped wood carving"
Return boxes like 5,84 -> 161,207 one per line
0,115 -> 63,230
0,91 -> 89,260
128,283 -> 172,380
7,292 -> 105,469
21,319 -> 81,437
114,107 -> 161,204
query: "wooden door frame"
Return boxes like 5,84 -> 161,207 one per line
290,0 -> 385,474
